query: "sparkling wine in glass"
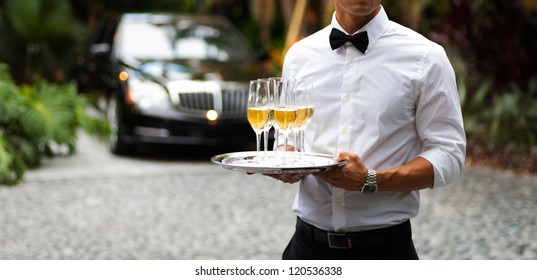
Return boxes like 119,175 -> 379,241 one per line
268,77 -> 282,156
247,80 -> 270,161
258,78 -> 275,158
273,78 -> 297,162
294,79 -> 314,157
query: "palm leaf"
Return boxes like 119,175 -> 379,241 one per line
3,0 -> 73,42
19,81 -> 77,146
1,62 -> 110,186
0,79 -> 24,124
74,96 -> 112,142
0,131 -> 26,186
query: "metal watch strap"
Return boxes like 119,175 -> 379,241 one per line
361,169 -> 378,193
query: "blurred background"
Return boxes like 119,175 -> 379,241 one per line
1,0 -> 537,262
1,0 -> 537,185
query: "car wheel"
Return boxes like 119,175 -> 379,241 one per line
106,95 -> 136,155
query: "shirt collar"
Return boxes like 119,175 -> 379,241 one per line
330,5 -> 389,52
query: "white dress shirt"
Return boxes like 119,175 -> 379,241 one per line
281,7 -> 466,232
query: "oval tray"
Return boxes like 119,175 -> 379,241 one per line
211,151 -> 347,174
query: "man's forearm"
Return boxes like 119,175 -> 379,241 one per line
376,157 -> 434,192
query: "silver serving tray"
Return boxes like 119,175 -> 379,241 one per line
211,151 -> 347,174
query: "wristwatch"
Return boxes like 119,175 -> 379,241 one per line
361,169 -> 378,193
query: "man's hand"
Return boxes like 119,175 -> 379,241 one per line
259,144 -> 306,184
265,173 -> 307,184
314,151 -> 368,191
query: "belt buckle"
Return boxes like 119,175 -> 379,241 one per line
327,232 -> 352,249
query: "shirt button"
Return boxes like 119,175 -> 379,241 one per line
342,127 -> 349,134
347,62 -> 354,68
344,94 -> 351,102
335,198 -> 343,205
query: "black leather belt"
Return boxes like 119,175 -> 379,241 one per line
295,217 -> 411,249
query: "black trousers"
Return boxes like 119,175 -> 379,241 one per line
282,218 -> 419,260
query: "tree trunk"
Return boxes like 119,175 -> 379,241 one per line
285,0 -> 307,50
251,0 -> 275,52
280,0 -> 295,29
400,0 -> 422,30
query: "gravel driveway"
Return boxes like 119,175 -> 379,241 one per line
1,134 -> 536,259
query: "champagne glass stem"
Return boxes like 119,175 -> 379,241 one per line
255,132 -> 261,161
273,128 -> 279,156
299,129 -> 305,157
294,130 -> 299,155
263,129 -> 269,157
283,132 -> 289,162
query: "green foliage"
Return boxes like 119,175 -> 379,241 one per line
0,0 -> 87,83
488,79 -> 537,147
429,0 -> 537,92
99,0 -> 216,14
423,0 -> 537,173
452,47 -> 537,153
4,0 -> 72,41
0,131 -> 26,186
448,48 -> 493,134
0,63 -> 110,186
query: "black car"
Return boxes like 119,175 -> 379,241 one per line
76,13 -> 273,154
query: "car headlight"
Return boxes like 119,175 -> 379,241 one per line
127,78 -> 173,111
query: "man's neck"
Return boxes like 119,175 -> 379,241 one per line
335,5 -> 381,34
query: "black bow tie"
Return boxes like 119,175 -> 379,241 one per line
329,28 -> 369,53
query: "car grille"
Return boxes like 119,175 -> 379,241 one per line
178,92 -> 215,112
176,85 -> 248,117
221,88 -> 248,116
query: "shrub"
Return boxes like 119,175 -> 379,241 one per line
0,63 -> 110,186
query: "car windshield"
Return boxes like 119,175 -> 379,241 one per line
115,15 -> 254,63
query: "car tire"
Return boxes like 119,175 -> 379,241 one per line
107,95 -> 136,155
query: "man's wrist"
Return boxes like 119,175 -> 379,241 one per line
361,169 -> 378,193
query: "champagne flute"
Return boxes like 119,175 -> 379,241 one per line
258,78 -> 274,158
294,79 -> 314,158
273,78 -> 297,163
247,80 -> 270,161
268,77 -> 282,157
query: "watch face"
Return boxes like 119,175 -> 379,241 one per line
363,184 -> 377,193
